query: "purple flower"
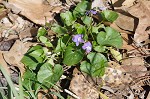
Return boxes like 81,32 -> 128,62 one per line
72,34 -> 84,46
86,10 -> 97,15
82,41 -> 92,53
90,10 -> 97,14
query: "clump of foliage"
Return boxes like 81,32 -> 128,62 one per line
20,0 -> 123,98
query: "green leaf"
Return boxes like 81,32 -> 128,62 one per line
37,63 -> 53,83
27,45 -> 43,54
80,52 -> 108,77
60,11 -> 76,26
77,26 -> 86,34
80,61 -> 92,75
55,36 -> 70,52
109,47 -> 122,61
73,23 -> 88,40
92,24 -> 105,34
38,64 -> 63,88
39,36 -> 47,43
29,49 -> 44,56
81,16 -> 92,25
45,42 -> 53,47
55,38 -> 66,52
73,1 -> 90,17
97,27 -> 123,48
101,10 -> 118,22
0,65 -> 19,99
63,46 -> 84,66
50,64 -> 63,83
94,45 -> 106,52
22,69 -> 36,90
37,27 -> 47,38
19,76 -> 24,99
21,45 -> 46,70
0,92 -> 7,99
48,92 -> 64,99
51,24 -> 67,36
21,56 -> 39,70
73,23 -> 86,34
28,50 -> 44,63
39,36 -> 53,47
28,49 -> 44,63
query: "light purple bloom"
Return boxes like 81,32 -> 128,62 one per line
90,10 -> 97,14
86,10 -> 97,15
82,41 -> 92,53
72,34 -> 84,46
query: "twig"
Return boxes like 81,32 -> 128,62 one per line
64,89 -> 80,99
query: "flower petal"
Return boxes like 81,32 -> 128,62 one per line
72,34 -> 84,46
82,41 -> 92,53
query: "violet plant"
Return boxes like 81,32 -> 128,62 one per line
21,0 -> 123,97
50,0 -> 122,77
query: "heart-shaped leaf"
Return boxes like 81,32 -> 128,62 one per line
60,11 -> 76,26
92,24 -> 105,34
81,15 -> 92,26
101,10 -> 118,22
73,23 -> 86,34
97,27 -> 123,48
37,63 -> 53,83
80,52 -> 108,77
21,45 -> 46,70
37,64 -> 63,88
51,24 -> 67,37
63,46 -> 84,66
22,69 -> 36,90
73,1 -> 90,18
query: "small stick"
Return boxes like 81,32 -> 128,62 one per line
64,89 -> 80,99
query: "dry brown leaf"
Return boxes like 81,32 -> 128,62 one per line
0,17 -> 13,31
65,0 -> 81,5
19,27 -> 37,39
0,15 -> 15,38
128,0 -> 150,43
0,0 -> 2,3
122,0 -> 136,7
0,8 -> 8,20
69,68 -> 99,99
115,12 -> 134,31
121,65 -> 147,78
3,0 -> 64,25
121,33 -> 135,50
0,51 -> 10,75
102,61 -> 133,87
121,57 -> 144,66
38,90 -> 56,99
121,57 -> 147,78
46,0 -> 61,6
111,0 -> 120,4
3,40 -> 36,75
